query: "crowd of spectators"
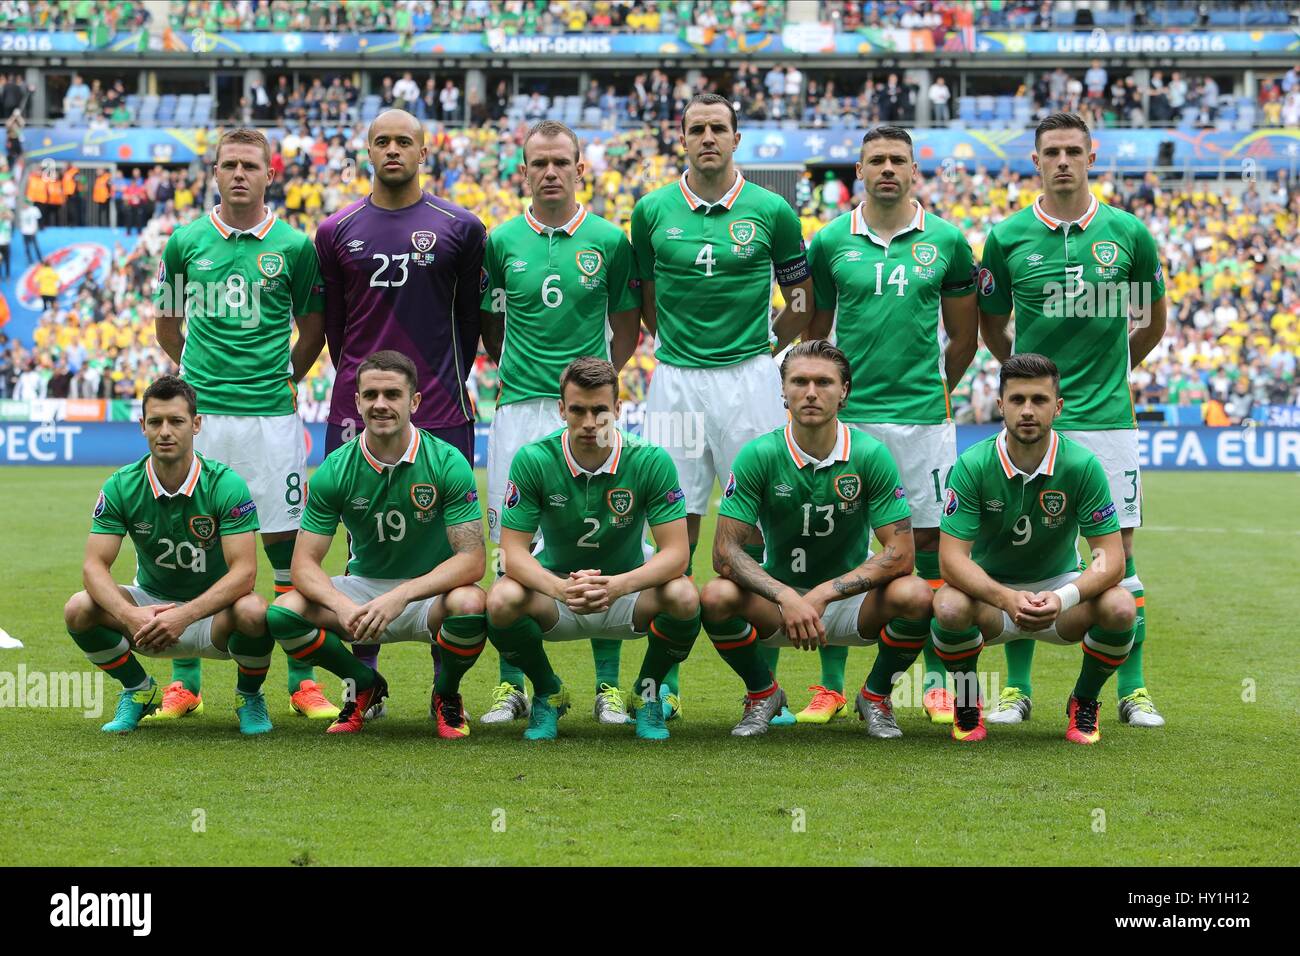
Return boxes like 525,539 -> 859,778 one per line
2,118 -> 1297,426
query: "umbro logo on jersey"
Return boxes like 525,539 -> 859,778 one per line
511,259 -> 528,272
665,227 -> 684,239
350,497 -> 370,510
548,494 -> 569,506
1026,253 -> 1044,263
134,522 -> 153,533
986,499 -> 1004,512
194,258 -> 215,271
844,250 -> 863,262
347,239 -> 366,252
774,483 -> 793,497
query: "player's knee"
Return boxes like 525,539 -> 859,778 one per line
891,574 -> 933,620
933,585 -> 974,631
1096,587 -> 1137,631
660,576 -> 700,618
233,593 -> 268,636
445,584 -> 486,617
486,577 -> 527,623
699,578 -> 741,621
63,591 -> 95,631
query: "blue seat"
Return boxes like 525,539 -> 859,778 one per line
1207,10 -> 1242,26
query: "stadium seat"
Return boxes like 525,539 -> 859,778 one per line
1053,9 -> 1076,26
1207,10 -> 1242,26
582,106 -> 602,125
1007,12 -> 1036,28
1092,11 -> 1135,27
1153,8 -> 1197,27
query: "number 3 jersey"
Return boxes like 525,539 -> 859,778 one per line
314,193 -> 487,432
300,427 -> 482,579
500,428 -> 686,576
90,453 -> 260,602
939,429 -> 1120,583
480,206 -> 640,408
718,422 -> 912,590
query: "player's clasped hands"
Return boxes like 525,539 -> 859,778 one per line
777,588 -> 827,650
349,590 -> 409,644
563,569 -> 618,615
1012,590 -> 1062,631
131,603 -> 188,651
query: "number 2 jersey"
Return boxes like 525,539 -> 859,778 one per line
90,453 -> 260,602
718,422 -> 912,590
300,427 -> 482,578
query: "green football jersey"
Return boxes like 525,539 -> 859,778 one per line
940,429 -> 1120,583
481,206 -> 640,406
718,422 -> 911,590
977,196 -> 1165,430
300,427 -> 481,579
155,207 -> 325,417
90,453 -> 260,603
630,171 -> 808,368
500,428 -> 686,576
809,202 -> 976,424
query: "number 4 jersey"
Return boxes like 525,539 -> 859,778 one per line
90,453 -> 260,602
718,422 -> 912,590
300,427 -> 482,578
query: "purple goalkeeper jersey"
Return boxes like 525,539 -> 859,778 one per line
315,192 -> 487,430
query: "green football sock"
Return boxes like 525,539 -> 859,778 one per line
759,643 -> 780,679
435,614 -> 486,695
931,622 -> 984,707
1116,556 -> 1146,697
265,605 -> 375,691
661,661 -> 680,697
1075,625 -> 1135,700
705,615 -> 773,694
170,657 -> 201,695
264,537 -> 317,692
498,658 -> 527,692
70,624 -> 149,690
864,617 -> 929,697
1004,639 -> 1035,698
487,616 -> 560,696
817,644 -> 848,693
687,540 -> 697,578
227,631 -> 273,695
914,548 -> 949,694
636,611 -> 700,700
590,638 -> 622,692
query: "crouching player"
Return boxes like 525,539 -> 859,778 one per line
265,350 -> 487,736
485,357 -> 699,741
64,375 -> 275,735
932,354 -> 1136,745
700,341 -> 933,738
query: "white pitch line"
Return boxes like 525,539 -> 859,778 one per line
1142,526 -> 1300,536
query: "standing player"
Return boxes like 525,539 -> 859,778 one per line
805,126 -> 978,727
265,351 -> 487,737
485,357 -> 699,741
154,128 -> 337,721
314,109 -> 487,708
978,113 -> 1167,727
63,376 -> 275,735
479,120 -> 643,727
932,354 -> 1137,745
631,92 -> 814,721
700,342 -> 931,737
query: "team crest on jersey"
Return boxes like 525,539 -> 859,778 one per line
1091,241 -> 1119,266
410,483 -> 438,512
504,481 -> 520,509
93,490 -> 106,518
977,268 -> 995,296
1039,490 -> 1067,517
257,252 -> 285,278
729,220 -> 757,245
576,250 -> 603,277
607,488 -> 634,516
188,515 -> 215,540
912,242 -> 938,266
834,473 -> 861,502
411,230 -> 437,254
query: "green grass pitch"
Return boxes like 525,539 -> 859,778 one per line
1,467 -> 1295,865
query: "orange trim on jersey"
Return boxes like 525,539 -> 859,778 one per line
995,434 -> 1016,479
1134,596 -> 1146,607
290,629 -> 326,659
358,427 -> 419,473
1043,430 -> 1059,475
253,215 -> 276,240
1076,201 -> 1099,230
437,634 -> 485,657
100,652 -> 133,671
561,430 -> 582,477
181,456 -> 203,496
145,455 -> 202,498
561,428 -> 620,476
523,205 -> 546,234
677,176 -> 701,210
679,170 -> 745,210
1082,643 -> 1127,667
566,206 -> 588,234
359,435 -> 386,473
943,384 -> 953,420
607,430 -> 622,475
287,378 -> 298,412
208,209 -> 233,238
144,459 -> 164,497
783,425 -> 803,468
712,627 -> 757,651
403,428 -> 421,463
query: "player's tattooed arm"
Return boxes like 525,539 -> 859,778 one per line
447,519 -> 486,556
713,515 -> 786,603
826,517 -> 914,598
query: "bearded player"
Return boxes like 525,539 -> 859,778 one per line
932,354 -> 1137,745
805,126 -> 978,727
700,341 -> 931,738
978,113 -> 1167,728
631,92 -> 815,723
154,127 -> 337,722
314,109 -> 487,715
478,121 -> 643,728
